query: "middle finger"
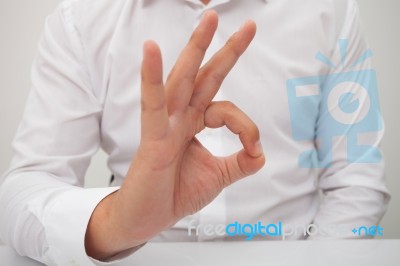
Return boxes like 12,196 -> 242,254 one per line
165,10 -> 218,113
190,20 -> 257,112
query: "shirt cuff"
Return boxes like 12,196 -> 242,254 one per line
43,186 -> 121,265
89,243 -> 147,265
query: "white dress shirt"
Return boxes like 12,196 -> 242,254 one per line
0,0 -> 390,265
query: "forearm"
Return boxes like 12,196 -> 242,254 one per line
308,186 -> 390,239
84,190 -> 146,261
0,172 -> 119,265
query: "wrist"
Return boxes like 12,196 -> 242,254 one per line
84,191 -> 145,260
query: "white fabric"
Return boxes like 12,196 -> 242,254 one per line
0,0 -> 390,265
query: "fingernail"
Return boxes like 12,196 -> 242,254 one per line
254,140 -> 264,157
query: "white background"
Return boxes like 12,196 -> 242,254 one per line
0,0 -> 399,238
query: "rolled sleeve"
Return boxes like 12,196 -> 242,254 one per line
44,186 -> 120,265
0,1 -> 124,264
310,0 -> 390,238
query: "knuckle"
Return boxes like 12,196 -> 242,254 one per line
189,32 -> 208,53
252,125 -> 260,139
245,118 -> 260,141
222,101 -> 236,110
141,98 -> 165,112
221,101 -> 238,118
225,35 -> 242,57
210,71 -> 225,86
200,66 -> 224,87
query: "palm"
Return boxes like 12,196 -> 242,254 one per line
176,136 -> 224,217
137,108 -> 226,219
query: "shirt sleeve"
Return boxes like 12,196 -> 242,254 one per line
309,0 -> 390,239
0,1 -> 121,264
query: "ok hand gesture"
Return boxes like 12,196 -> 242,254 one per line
86,11 -> 265,260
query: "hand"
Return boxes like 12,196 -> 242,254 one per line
85,10 -> 265,260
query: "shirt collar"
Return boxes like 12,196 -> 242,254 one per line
183,0 -> 268,3
141,0 -> 268,9
143,0 -> 268,3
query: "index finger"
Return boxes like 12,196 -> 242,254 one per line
204,101 -> 265,186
